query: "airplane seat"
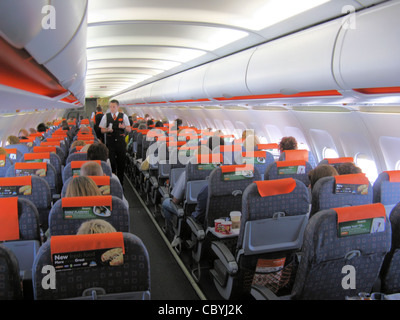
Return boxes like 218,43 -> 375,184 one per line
210,178 -> 310,299
0,176 -> 52,231
6,161 -> 60,197
5,148 -> 23,163
0,244 -> 23,300
39,143 -> 66,165
0,154 -> 14,178
5,144 -> 31,156
62,160 -> 112,183
238,150 -> 275,180
381,202 -> 400,294
61,175 -> 124,200
317,157 -> 354,169
65,151 -> 88,165
373,170 -> 400,213
186,164 -> 260,282
32,232 -> 150,300
251,203 -> 391,300
48,195 -> 130,236
310,173 -> 373,216
264,160 -> 313,187
279,149 -> 317,168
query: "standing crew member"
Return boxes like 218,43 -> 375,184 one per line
99,99 -> 131,186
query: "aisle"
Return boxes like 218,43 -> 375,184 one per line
123,176 -> 201,300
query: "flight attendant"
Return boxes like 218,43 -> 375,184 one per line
99,99 -> 131,186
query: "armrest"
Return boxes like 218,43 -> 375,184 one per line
186,216 -> 205,240
170,201 -> 184,217
211,241 -> 238,275
149,176 -> 159,188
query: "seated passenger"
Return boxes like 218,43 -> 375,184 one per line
76,219 -> 116,235
337,162 -> 362,175
70,140 -> 86,150
308,164 -> 338,190
6,135 -> 20,145
18,129 -> 29,140
80,161 -> 104,176
37,123 -> 47,133
65,175 -> 102,197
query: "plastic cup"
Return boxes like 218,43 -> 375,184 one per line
221,220 -> 232,234
214,219 -> 224,233
230,211 -> 241,229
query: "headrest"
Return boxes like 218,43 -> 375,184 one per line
0,197 -> 19,241
50,232 -> 125,271
254,178 -> 297,197
80,119 -> 90,125
242,151 -> 267,164
283,150 -> 309,162
24,152 -> 51,163
385,170 -> 400,182
324,157 -> 354,164
41,141 -> 60,147
33,146 -> 57,153
62,195 -> 113,219
15,162 -> 47,177
334,173 -> 369,195
5,148 -> 18,160
20,137 -> 35,147
166,141 -> 185,147
0,176 -> 32,196
335,203 -> 386,238
83,176 -> 111,195
220,145 -> 242,152
257,143 -> 279,150
220,164 -> 254,181
276,160 -> 307,174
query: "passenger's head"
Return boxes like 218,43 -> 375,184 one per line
80,161 -> 104,176
18,129 -> 29,139
65,176 -> 101,197
71,140 -> 86,150
243,134 -> 260,151
76,219 -> 116,235
28,128 -> 37,134
96,105 -> 102,112
0,147 -> 7,155
308,164 -> 338,190
155,121 -> 163,128
7,135 -> 19,145
337,162 -> 362,175
37,123 -> 47,133
87,142 -> 109,162
279,136 -> 298,152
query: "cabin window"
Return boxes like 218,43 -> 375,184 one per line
323,147 -> 339,159
355,153 -> 378,183
395,161 -> 400,171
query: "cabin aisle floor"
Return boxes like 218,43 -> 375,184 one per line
123,176 -> 201,300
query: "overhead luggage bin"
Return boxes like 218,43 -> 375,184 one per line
204,48 -> 256,100
333,1 -> 400,92
175,65 -> 210,102
246,19 -> 342,98
147,80 -> 167,104
162,73 -> 184,103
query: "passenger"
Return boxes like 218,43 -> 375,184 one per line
308,164 -> 338,190
18,129 -> 29,140
28,128 -> 37,134
279,136 -> 298,152
337,162 -> 362,175
87,142 -> 109,163
65,175 -> 102,197
242,130 -> 261,151
0,147 -> 7,155
80,144 -> 91,153
6,135 -> 19,145
76,219 -> 116,235
70,140 -> 86,150
37,123 -> 47,133
80,161 -> 104,176
93,106 -> 104,142
61,120 -> 69,131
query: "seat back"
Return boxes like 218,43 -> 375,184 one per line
279,149 -> 317,168
373,171 -> 400,212
381,202 -> 400,294
32,232 -> 150,300
0,244 -> 23,300
49,195 -> 130,236
318,157 -> 355,169
0,176 -> 51,229
292,203 -> 391,300
0,154 -> 14,178
265,160 -> 312,187
61,175 -> 123,200
62,160 -> 112,183
311,173 -> 373,216
5,148 -> 23,162
24,151 -> 62,187
205,165 -> 261,228
65,152 -> 88,165
239,150 -> 274,180
7,162 -> 59,195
